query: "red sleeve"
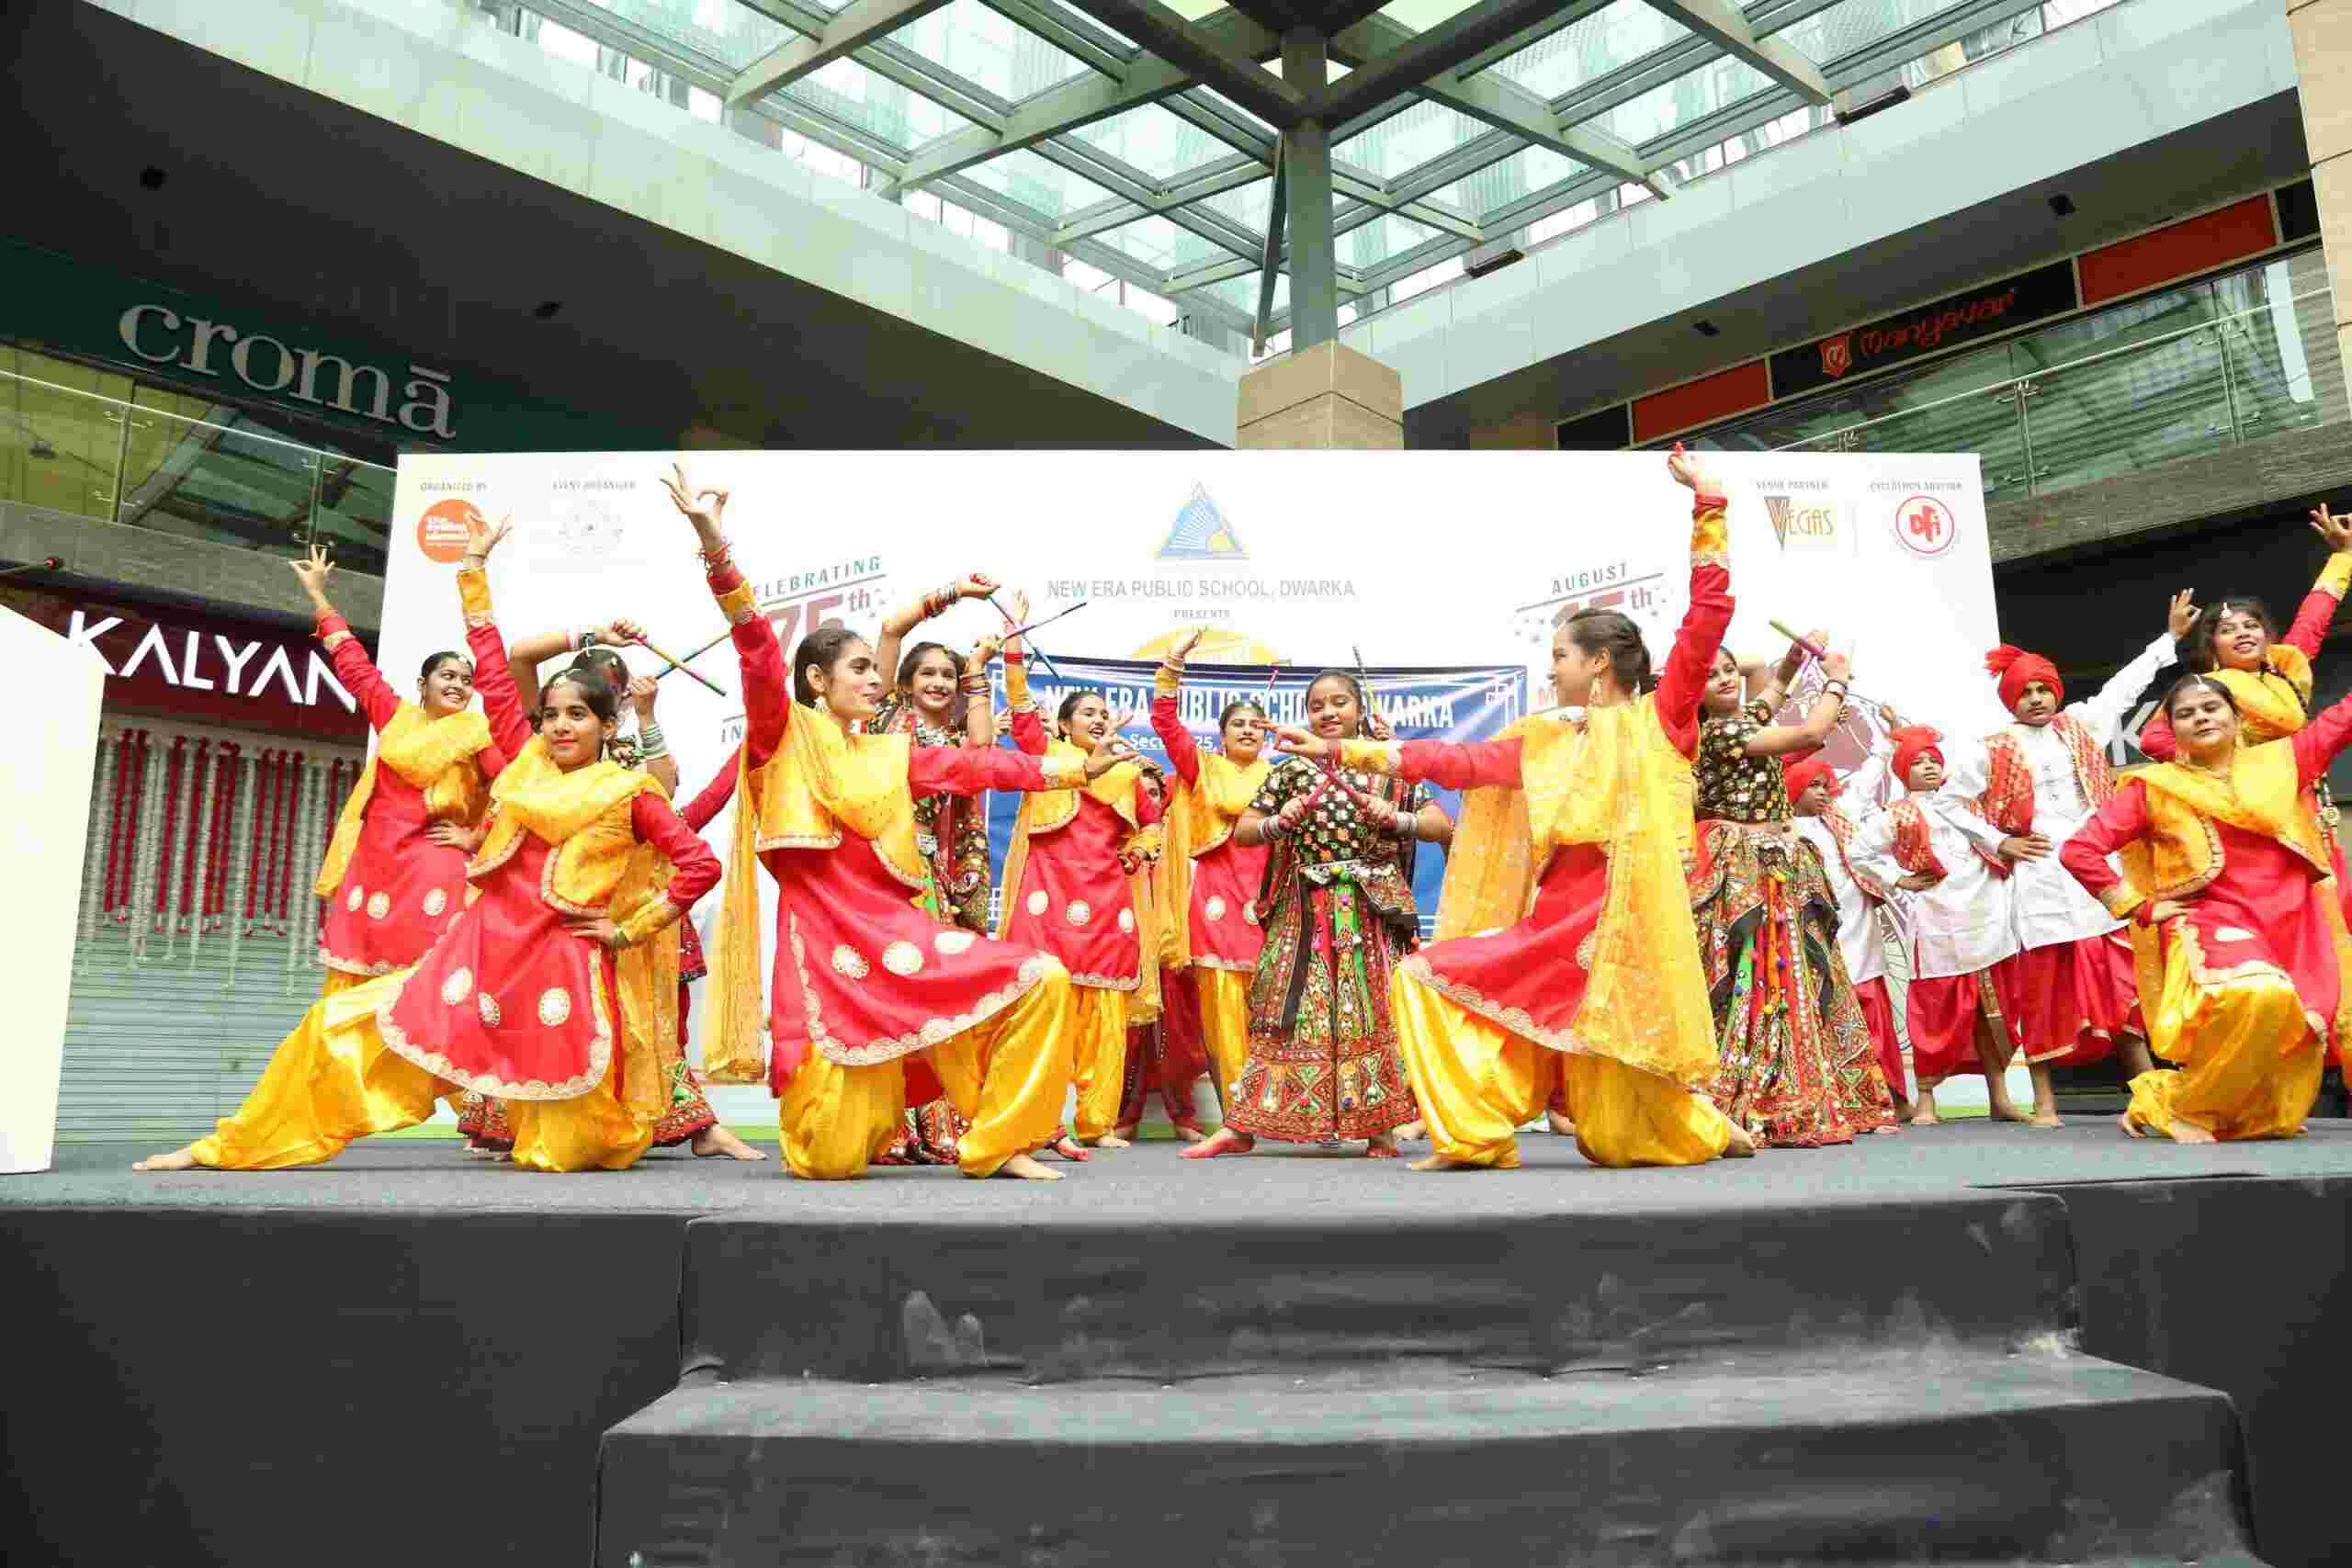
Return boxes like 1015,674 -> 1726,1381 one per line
322,625 -> 401,731
2059,781 -> 2148,907
1136,779 -> 1163,827
680,747 -> 741,833
2282,582 -> 2345,660
1398,736 -> 1524,790
477,742 -> 513,783
1151,693 -> 1201,787
1655,558 -> 1732,758
2292,689 -> 2352,788
910,743 -> 1055,797
466,612 -> 535,758
710,566 -> 788,774
2136,711 -> 2177,761
1011,704 -> 1048,757
632,793 -> 721,911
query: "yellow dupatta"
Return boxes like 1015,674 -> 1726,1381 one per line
313,704 -> 493,897
2115,741 -> 2352,1052
1153,750 -> 1270,970
609,772 -> 684,1120
703,706 -> 930,1084
467,739 -> 659,909
1431,702 -> 1718,1088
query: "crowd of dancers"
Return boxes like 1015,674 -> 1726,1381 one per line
133,449 -> 2352,1179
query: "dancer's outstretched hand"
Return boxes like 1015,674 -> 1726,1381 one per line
1170,629 -> 1206,665
1271,725 -> 1333,761
1083,731 -> 1137,780
463,509 -> 513,560
1666,440 -> 1717,496
660,463 -> 728,532
2312,502 -> 2352,554
2167,589 -> 2201,640
289,541 -> 335,600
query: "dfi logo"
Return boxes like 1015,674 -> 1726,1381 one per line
1894,495 -> 1956,558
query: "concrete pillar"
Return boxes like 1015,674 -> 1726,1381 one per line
2290,0 -> 2352,355
1235,340 -> 1401,449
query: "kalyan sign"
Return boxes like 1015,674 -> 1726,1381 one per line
8,587 -> 372,741
1771,261 -> 2079,398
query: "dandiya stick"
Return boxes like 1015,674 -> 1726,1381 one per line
651,627 -> 731,682
1765,618 -> 1895,718
630,632 -> 728,697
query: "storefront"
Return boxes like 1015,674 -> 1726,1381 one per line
9,579 -> 372,1142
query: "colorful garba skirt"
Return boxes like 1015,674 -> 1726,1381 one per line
1688,818 -> 1894,1147
1228,857 -> 1419,1143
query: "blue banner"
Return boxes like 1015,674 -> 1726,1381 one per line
984,657 -> 1530,933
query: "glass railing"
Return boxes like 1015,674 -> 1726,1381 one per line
0,368 -> 396,576
1769,287 -> 2349,501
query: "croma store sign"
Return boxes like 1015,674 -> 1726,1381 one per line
117,306 -> 456,439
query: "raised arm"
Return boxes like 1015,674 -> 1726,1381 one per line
452,513 -> 534,757
661,465 -> 786,773
910,736 -> 1101,797
2291,686 -> 2352,789
1653,448 -> 1733,755
961,634 -> 1001,751
2060,780 -> 2153,922
1003,648 -> 1048,756
2282,507 -> 2352,660
290,545 -> 400,730
2070,616 -> 2187,746
624,675 -> 680,796
1739,647 -> 1854,759
1151,631 -> 1207,787
873,573 -> 999,694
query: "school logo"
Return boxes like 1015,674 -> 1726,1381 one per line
1893,494 -> 1957,558
1762,496 -> 1839,552
415,498 -> 481,564
553,496 -> 627,561
1820,333 -> 1854,379
1155,482 -> 1247,564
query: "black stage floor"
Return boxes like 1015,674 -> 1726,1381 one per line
7,1123 -> 2350,1567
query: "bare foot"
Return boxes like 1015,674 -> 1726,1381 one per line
463,1145 -> 503,1158
1049,1136 -> 1091,1162
1409,1152 -> 1484,1171
986,1152 -> 1064,1181
1091,1134 -> 1132,1150
692,1125 -> 769,1161
1179,1128 -> 1254,1160
1545,1111 -> 1577,1136
1910,1106 -> 1942,1127
132,1145 -> 200,1173
1870,1122 -> 1902,1134
1365,1135 -> 1401,1158
1394,1119 -> 1427,1142
2119,1113 -> 2146,1139
1990,1101 -> 2032,1124
2167,1119 -> 2217,1145
1173,1123 -> 1207,1144
1721,1124 -> 1758,1159
2028,1111 -> 2064,1130
1111,1122 -> 1141,1143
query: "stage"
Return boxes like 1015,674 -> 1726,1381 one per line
6,1122 -> 2348,1566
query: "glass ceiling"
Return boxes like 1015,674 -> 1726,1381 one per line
515,0 -> 2073,334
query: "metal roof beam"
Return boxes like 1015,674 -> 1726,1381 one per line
1312,0 -> 1614,125
1638,0 -> 1831,104
890,10 -> 1278,192
727,0 -> 956,107
1055,0 -> 1307,127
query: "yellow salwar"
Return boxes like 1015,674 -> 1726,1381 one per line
1069,984 -> 1129,1142
1193,967 -> 1251,1111
2125,960 -> 2325,1142
778,965 -> 1077,1179
506,1055 -> 655,1172
1390,971 -> 1733,1169
192,971 -> 455,1169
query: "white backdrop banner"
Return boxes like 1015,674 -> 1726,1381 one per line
380,450 -> 2000,1072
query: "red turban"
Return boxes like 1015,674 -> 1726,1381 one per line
1781,752 -> 1838,804
1890,726 -> 1945,790
1984,645 -> 2064,714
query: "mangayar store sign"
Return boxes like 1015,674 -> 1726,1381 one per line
1770,260 -> 2078,398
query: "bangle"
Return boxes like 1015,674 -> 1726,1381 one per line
1004,649 -> 1024,665
460,553 -> 486,570
638,723 -> 668,760
696,536 -> 734,572
1259,816 -> 1286,842
958,675 -> 989,694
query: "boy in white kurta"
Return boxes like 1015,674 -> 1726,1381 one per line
1849,728 -> 2030,1124
1941,614 -> 2184,1124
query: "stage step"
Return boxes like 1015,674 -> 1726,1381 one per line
596,1350 -> 2256,1567
676,1190 -> 2077,1385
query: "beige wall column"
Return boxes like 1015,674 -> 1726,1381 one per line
1467,412 -> 1554,449
2291,0 -> 2352,357
1235,341 -> 1402,449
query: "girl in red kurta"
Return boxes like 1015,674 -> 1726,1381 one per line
2063,674 -> 2352,1141
662,471 -> 1106,1182
293,543 -> 500,986
999,660 -> 1165,1147
1325,446 -> 1752,1171
137,515 -> 721,1175
1149,634 -> 1272,1134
